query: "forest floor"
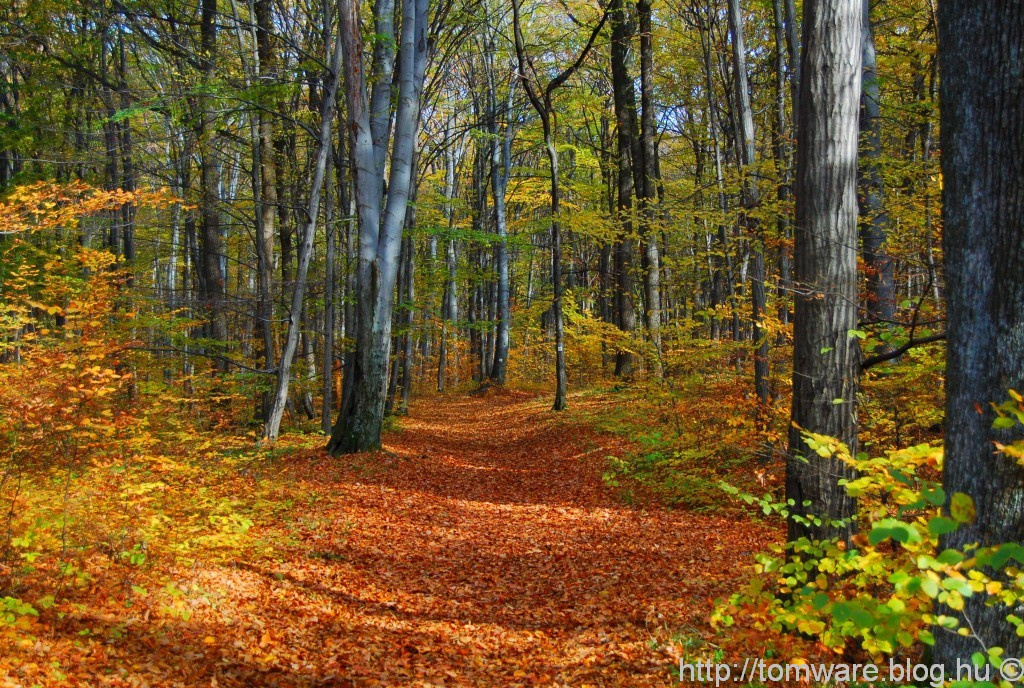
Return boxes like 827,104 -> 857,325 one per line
1,390 -> 774,687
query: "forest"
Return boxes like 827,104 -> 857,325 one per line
0,0 -> 1022,684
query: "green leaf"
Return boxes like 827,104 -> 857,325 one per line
920,577 -> 940,598
936,549 -> 965,566
869,518 -> 922,545
928,516 -> 959,536
951,493 -> 977,523
922,486 -> 947,506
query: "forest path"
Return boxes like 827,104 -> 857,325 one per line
176,391 -> 769,686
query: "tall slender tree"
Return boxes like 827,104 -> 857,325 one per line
263,4 -> 344,441
511,0 -> 609,410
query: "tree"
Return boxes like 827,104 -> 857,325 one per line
785,0 -> 861,543
932,0 -> 1024,670
262,3 -> 344,441
858,0 -> 894,324
726,0 -> 768,407
197,0 -> 228,366
327,0 -> 429,453
484,22 -> 517,385
636,0 -> 662,375
511,0 -> 608,410
608,0 -> 639,378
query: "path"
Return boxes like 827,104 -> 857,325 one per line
81,392 -> 770,686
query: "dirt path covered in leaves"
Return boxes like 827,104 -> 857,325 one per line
8,391 -> 771,687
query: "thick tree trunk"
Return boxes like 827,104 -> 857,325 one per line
932,0 -> 1024,670
785,0 -> 861,543
328,0 -> 428,454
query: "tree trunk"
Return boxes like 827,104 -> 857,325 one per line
256,0 -> 278,422
546,131 -> 569,411
637,0 -> 662,375
511,0 -> 607,410
699,4 -> 738,342
488,78 -> 513,384
399,232 -> 415,415
437,122 -> 459,392
785,0 -> 861,543
198,0 -> 227,366
857,0 -> 894,324
262,20 -> 343,441
727,0 -> 769,407
322,159 -> 337,433
610,0 -> 637,378
773,0 -> 793,337
328,0 -> 428,454
932,0 -> 1024,670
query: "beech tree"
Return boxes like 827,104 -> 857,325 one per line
785,0 -> 862,542
327,0 -> 430,453
932,0 -> 1024,669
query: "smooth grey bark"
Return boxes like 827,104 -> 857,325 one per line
327,0 -> 428,454
727,0 -> 768,407
857,0 -> 894,323
785,0 -> 862,543
932,0 -> 1024,670
487,43 -> 514,384
368,0 -> 396,184
437,121 -> 460,393
399,232 -> 415,414
322,160 -> 337,434
262,17 -> 344,441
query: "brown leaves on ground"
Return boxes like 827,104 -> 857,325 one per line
1,392 -> 771,687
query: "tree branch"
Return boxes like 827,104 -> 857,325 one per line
860,332 -> 946,371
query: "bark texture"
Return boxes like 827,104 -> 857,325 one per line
785,0 -> 861,543
933,0 -> 1024,669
